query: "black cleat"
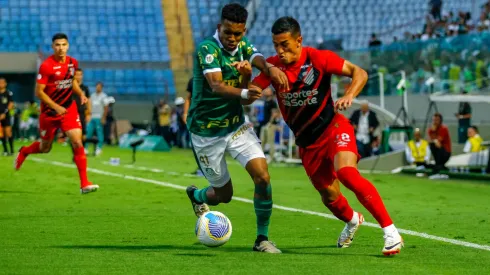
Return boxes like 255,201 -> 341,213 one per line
186,185 -> 210,217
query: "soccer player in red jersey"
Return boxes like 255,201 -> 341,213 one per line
14,33 -> 99,194
252,17 -> 403,255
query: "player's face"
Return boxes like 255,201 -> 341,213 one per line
272,32 -> 302,65
467,128 -> 475,137
0,79 -> 6,90
52,39 -> 69,57
74,71 -> 83,83
96,84 -> 103,93
432,116 -> 441,126
218,20 -> 246,51
414,131 -> 421,140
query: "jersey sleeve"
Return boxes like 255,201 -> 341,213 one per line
36,63 -> 51,85
241,37 -> 263,64
319,50 -> 345,75
197,43 -> 221,75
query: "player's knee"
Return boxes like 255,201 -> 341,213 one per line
39,145 -> 52,153
320,187 -> 340,203
71,140 -> 83,149
253,171 -> 270,187
220,190 -> 233,204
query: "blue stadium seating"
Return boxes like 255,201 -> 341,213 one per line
0,0 -> 169,62
82,69 -> 175,95
0,0 -> 174,96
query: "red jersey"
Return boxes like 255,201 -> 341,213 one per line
428,124 -> 452,152
253,47 -> 345,147
36,55 -> 79,116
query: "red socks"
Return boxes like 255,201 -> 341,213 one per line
337,167 -> 393,228
22,141 -> 41,155
325,194 -> 354,223
73,147 -> 90,188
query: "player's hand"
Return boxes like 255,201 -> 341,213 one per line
85,114 -> 91,123
335,95 -> 354,112
247,84 -> 263,102
232,61 -> 252,76
0,113 -> 5,121
80,94 -> 88,105
182,113 -> 188,124
268,66 -> 289,92
54,106 -> 67,116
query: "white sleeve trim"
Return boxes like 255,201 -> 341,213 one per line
203,68 -> 222,75
463,140 -> 471,153
249,53 -> 264,64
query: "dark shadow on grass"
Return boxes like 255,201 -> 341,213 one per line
0,190 -> 38,194
175,253 -> 216,257
54,244 -> 252,253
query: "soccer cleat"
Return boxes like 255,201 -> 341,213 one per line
337,212 -> 364,248
95,148 -> 102,156
382,231 -> 404,256
80,184 -> 99,194
253,240 -> 282,253
186,185 -> 210,217
14,147 -> 27,171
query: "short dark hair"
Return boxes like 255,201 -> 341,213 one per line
221,3 -> 248,23
271,16 -> 301,36
96,82 -> 104,87
75,68 -> 83,72
433,112 -> 443,123
0,77 -> 6,81
52,33 -> 68,42
470,125 -> 479,133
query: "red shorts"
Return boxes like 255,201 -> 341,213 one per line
299,114 -> 360,191
39,102 -> 82,140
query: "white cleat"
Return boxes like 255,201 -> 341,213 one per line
95,148 -> 102,156
84,148 -> 89,155
80,184 -> 99,194
382,231 -> 404,256
337,212 -> 364,248
253,240 -> 282,253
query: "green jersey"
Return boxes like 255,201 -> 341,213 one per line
187,30 -> 262,137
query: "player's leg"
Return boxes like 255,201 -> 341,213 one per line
300,144 -> 362,248
62,103 -> 98,194
4,125 -> 14,155
228,124 -> 280,253
84,119 -> 95,151
0,120 -> 8,155
186,133 -> 228,216
331,119 -> 402,255
14,115 -> 57,170
95,118 -> 104,154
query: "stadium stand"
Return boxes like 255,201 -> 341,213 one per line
0,0 -> 174,95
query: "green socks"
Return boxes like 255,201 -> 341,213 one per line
193,187 -> 210,203
254,184 -> 273,237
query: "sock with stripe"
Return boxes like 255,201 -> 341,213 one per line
254,183 -> 273,238
73,147 -> 90,188
193,187 -> 210,204
325,194 -> 355,223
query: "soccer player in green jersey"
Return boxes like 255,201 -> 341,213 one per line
185,3 -> 288,253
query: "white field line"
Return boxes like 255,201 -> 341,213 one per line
102,161 -> 197,178
31,157 -> 490,252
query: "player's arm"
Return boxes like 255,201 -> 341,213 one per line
101,96 -> 109,125
232,60 -> 257,105
35,83 -> 66,115
183,93 -> 191,124
243,37 -> 289,91
335,60 -> 368,111
72,79 -> 88,105
204,71 -> 261,102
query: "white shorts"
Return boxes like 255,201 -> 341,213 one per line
191,123 -> 265,188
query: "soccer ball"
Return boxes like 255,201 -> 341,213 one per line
195,211 -> 232,247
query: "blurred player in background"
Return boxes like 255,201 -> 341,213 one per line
73,68 -> 91,149
14,33 -> 98,194
252,17 -> 403,255
0,77 -> 14,156
85,82 -> 108,156
185,3 -> 288,253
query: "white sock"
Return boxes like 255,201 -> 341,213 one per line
348,211 -> 359,226
382,224 -> 397,235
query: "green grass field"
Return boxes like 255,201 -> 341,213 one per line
1,144 -> 490,274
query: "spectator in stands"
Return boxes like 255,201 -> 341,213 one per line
429,0 -> 443,21
260,108 -> 282,163
350,101 -> 379,158
477,12 -> 490,31
405,128 -> 431,167
73,68 -> 90,148
85,82 -> 109,156
259,87 -> 277,135
174,96 -> 188,148
463,126 -> 485,153
428,113 -> 452,176
455,90 -> 471,144
19,102 -> 32,142
157,99 -> 172,146
368,33 -> 382,48
104,98 -> 115,145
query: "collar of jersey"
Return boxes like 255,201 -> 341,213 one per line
213,30 -> 239,56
